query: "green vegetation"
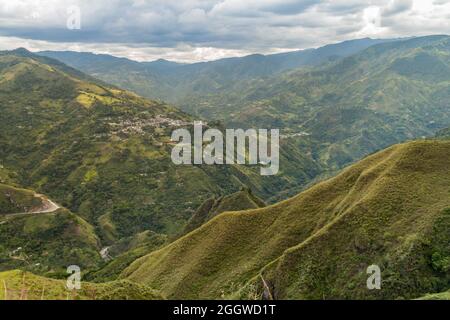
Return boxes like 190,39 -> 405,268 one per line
193,36 -> 450,172
417,290 -> 450,300
0,183 -> 100,275
0,207 -> 101,276
181,188 -> 265,236
0,49 -> 324,245
0,184 -> 43,214
0,270 -> 162,300
86,231 -> 168,282
122,141 -> 450,300
1,37 -> 450,300
90,186 -> 268,284
39,36 -> 450,200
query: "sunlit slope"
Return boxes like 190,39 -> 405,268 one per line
0,270 -> 162,300
123,141 -> 450,299
417,290 -> 450,300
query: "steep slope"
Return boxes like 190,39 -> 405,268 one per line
0,270 -> 162,300
88,189 -> 265,282
0,49 -> 196,239
122,140 -> 450,300
418,290 -> 450,300
0,186 -> 101,275
0,184 -> 44,214
182,188 -> 266,236
86,230 -> 168,282
39,38 -> 392,110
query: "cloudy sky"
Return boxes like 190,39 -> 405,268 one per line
0,0 -> 449,62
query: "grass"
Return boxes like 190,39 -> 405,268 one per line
180,188 -> 266,236
122,140 -> 450,300
86,231 -> 167,282
0,270 -> 162,300
0,208 -> 101,275
0,184 -> 43,214
417,290 -> 450,300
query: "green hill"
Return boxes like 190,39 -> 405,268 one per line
86,230 -> 167,282
122,140 -> 450,300
417,290 -> 450,300
0,183 -> 101,275
182,188 -> 265,236
88,189 -> 265,282
0,211 -> 101,275
0,184 -> 44,214
0,270 -> 162,300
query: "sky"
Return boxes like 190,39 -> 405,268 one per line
0,0 -> 449,62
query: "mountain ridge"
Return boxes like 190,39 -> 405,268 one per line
122,140 -> 450,300
38,37 -> 397,105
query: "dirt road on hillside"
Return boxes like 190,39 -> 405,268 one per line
0,194 -> 61,222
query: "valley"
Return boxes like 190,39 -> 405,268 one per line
0,35 -> 449,300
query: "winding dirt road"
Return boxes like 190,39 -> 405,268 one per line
0,194 -> 61,222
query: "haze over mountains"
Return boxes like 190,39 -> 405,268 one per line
0,35 -> 449,300
39,38 -> 395,107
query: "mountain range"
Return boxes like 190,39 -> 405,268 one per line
0,35 -> 449,299
0,48 -> 321,273
39,38 -> 395,108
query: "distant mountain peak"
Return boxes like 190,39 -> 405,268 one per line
145,58 -> 182,68
7,47 -> 34,57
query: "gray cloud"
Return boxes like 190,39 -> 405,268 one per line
382,0 -> 413,16
0,0 -> 449,62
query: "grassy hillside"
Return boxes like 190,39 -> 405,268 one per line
122,140 -> 450,300
0,207 -> 101,275
86,231 -> 167,282
89,189 -> 265,282
0,182 -> 101,275
181,188 -> 265,236
0,270 -> 162,300
417,290 -> 450,300
0,184 -> 43,214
